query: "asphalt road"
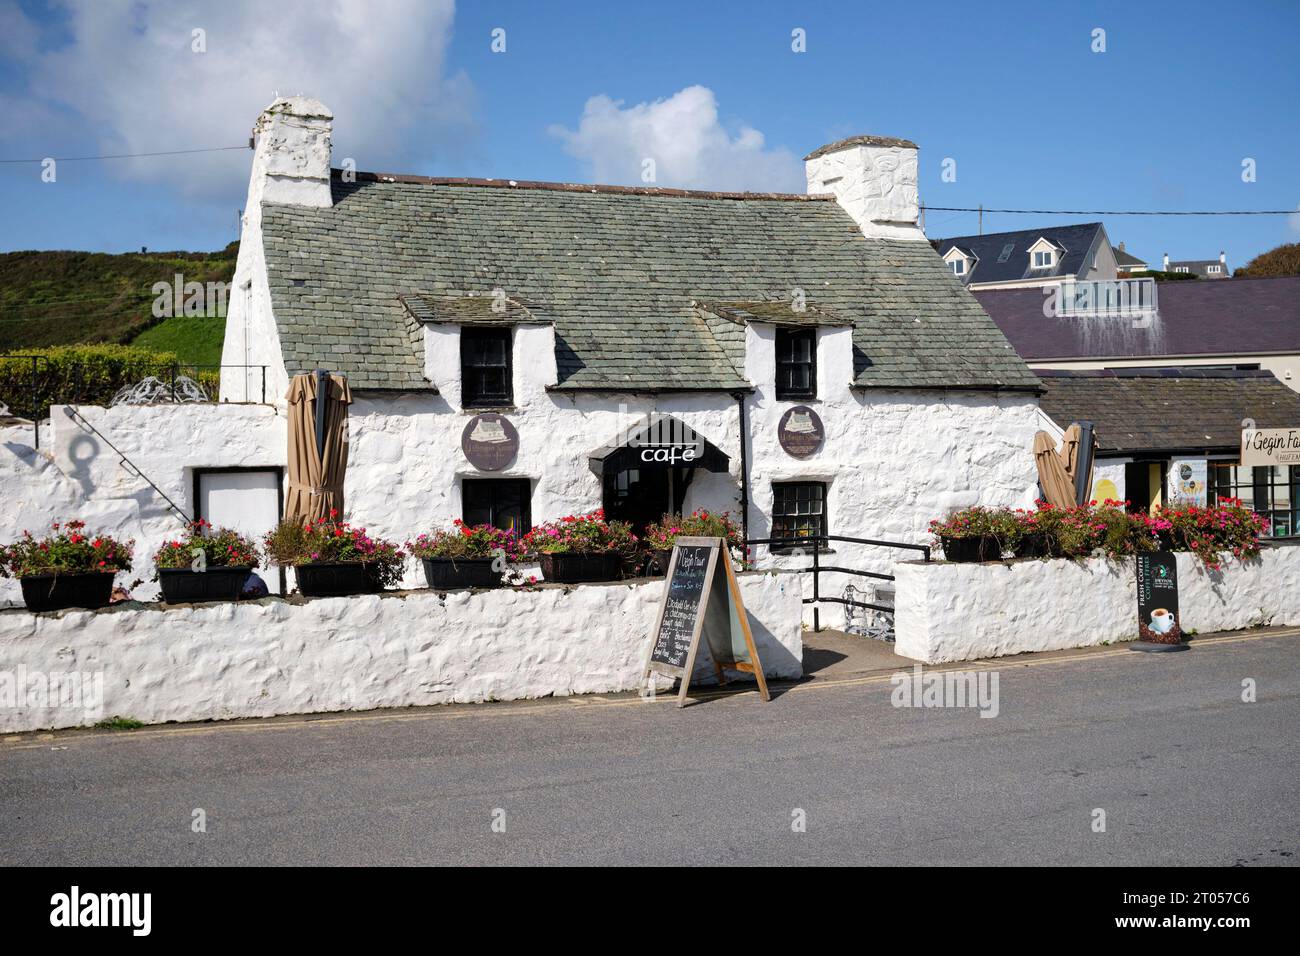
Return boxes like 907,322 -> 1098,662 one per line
2,631 -> 1297,866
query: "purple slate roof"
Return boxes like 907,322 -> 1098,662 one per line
975,275 -> 1300,360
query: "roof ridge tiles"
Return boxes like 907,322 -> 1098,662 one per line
331,168 -> 834,202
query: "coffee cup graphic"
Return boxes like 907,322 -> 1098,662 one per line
1150,608 -> 1175,634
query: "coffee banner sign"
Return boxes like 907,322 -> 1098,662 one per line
1240,427 -> 1300,467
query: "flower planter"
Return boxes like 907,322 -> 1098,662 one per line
538,552 -> 621,584
19,572 -> 116,612
940,534 -> 1003,563
157,566 -> 252,604
1014,533 -> 1054,559
294,562 -> 383,597
421,556 -> 503,590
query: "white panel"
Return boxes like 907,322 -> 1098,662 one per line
197,470 -> 282,594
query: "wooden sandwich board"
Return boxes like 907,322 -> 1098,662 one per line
645,536 -> 770,707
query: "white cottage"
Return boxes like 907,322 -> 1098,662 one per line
218,96 -> 1042,576
0,96 -> 1045,607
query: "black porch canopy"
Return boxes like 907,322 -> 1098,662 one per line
587,414 -> 731,475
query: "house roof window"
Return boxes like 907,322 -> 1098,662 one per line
1033,249 -> 1055,269
950,258 -> 966,275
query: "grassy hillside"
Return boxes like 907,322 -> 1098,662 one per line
0,243 -> 237,362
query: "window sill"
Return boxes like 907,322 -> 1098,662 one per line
462,405 -> 518,414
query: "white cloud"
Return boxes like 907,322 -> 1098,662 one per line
4,0 -> 475,200
549,85 -> 803,193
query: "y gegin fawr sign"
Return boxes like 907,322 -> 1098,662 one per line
1241,427 -> 1300,467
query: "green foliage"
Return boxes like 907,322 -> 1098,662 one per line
407,521 -> 525,560
0,520 -> 134,578
264,516 -> 406,588
94,716 -> 145,730
130,314 -> 227,365
1126,269 -> 1199,281
0,343 -> 220,418
521,510 -> 637,555
1235,242 -> 1300,278
153,520 -> 261,571
0,244 -> 237,350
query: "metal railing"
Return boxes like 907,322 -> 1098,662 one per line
0,359 -> 270,437
746,534 -> 932,633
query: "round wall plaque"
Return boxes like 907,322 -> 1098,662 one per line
462,413 -> 520,471
778,405 -> 825,459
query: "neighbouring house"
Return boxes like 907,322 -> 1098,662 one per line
1035,368 -> 1300,536
1113,241 -> 1148,275
974,274 -> 1300,392
1163,251 -> 1230,278
933,222 -> 1120,290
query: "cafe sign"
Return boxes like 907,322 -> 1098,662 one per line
1240,427 -> 1300,467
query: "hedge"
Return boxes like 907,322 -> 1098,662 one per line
0,345 -> 220,419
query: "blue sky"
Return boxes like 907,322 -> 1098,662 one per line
1,0 -> 1297,268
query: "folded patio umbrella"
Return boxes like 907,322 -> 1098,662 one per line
1061,422 -> 1096,506
286,371 -> 352,522
1034,426 -> 1081,509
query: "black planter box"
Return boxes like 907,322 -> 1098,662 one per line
1014,533 -> 1054,559
422,556 -> 502,590
295,562 -> 383,597
19,572 -> 116,612
940,534 -> 1003,563
158,566 -> 252,604
539,552 -> 621,584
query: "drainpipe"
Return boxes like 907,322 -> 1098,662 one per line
733,391 -> 750,550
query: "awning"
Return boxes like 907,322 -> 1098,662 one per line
588,414 -> 730,475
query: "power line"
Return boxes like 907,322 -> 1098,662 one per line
0,145 -> 248,165
923,206 -> 1296,216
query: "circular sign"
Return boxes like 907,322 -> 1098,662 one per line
778,406 -> 825,459
461,413 -> 519,471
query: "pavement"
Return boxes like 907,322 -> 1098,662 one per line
1,626 -> 1297,865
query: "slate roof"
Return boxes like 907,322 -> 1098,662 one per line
1168,258 -> 1229,278
398,292 -> 550,327
933,222 -> 1106,286
1036,368 -> 1300,454
259,172 -> 1040,392
974,276 -> 1300,360
1113,245 -> 1147,268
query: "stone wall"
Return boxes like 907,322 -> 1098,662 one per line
894,543 -> 1300,663
0,571 -> 803,733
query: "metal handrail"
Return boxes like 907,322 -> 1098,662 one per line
0,354 -> 49,448
62,406 -> 193,526
745,533 -> 931,632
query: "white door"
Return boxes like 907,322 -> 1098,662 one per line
196,469 -> 283,594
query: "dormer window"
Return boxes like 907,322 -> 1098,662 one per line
1033,250 -> 1054,268
1026,237 -> 1061,271
942,247 -> 974,278
461,327 -> 513,407
950,258 -> 966,275
775,327 -> 816,400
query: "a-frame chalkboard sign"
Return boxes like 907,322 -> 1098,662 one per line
645,536 -> 771,707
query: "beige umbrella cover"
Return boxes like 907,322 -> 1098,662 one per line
286,372 -> 352,523
1061,423 -> 1096,504
1034,425 -> 1081,508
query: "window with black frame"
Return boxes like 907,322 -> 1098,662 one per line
1211,463 -> 1299,537
775,327 -> 816,400
771,481 -> 826,552
461,327 -> 513,406
462,478 -> 531,534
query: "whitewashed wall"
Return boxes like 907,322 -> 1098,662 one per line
894,544 -> 1300,663
0,405 -> 284,607
0,571 -> 803,732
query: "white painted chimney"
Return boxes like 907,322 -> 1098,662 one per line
1163,252 -> 1170,270
804,135 -> 922,241
245,96 -> 333,218
1219,250 -> 1226,264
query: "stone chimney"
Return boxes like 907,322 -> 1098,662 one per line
804,135 -> 922,240
245,96 -> 333,217
1118,241 -> 1126,252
